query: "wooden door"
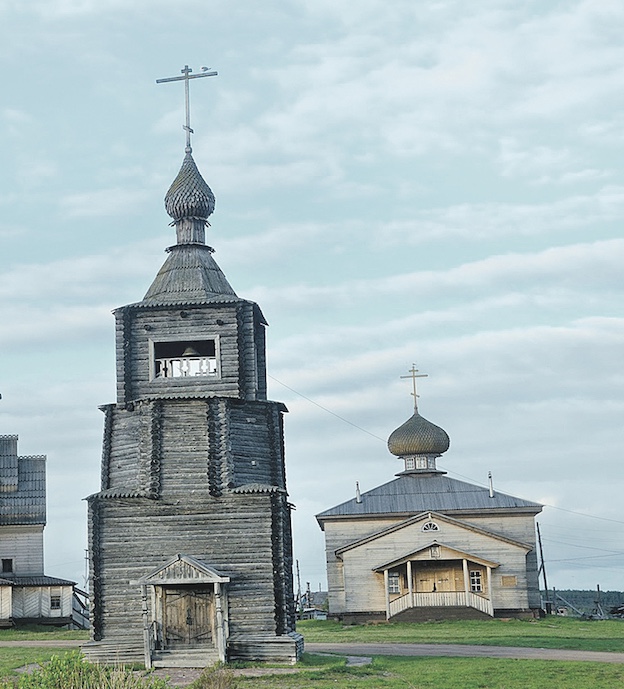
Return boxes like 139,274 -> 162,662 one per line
163,588 -> 214,648
415,567 -> 454,592
434,569 -> 453,592
415,571 -> 436,593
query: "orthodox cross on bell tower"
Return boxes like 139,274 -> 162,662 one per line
156,65 -> 218,153
400,363 -> 428,412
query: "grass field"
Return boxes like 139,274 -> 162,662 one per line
298,616 -> 624,652
0,647 -> 75,679
0,619 -> 623,688
0,626 -> 88,642
236,653 -> 624,689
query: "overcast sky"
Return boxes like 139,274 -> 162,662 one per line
1,0 -> 623,596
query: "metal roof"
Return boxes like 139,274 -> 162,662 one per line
316,473 -> 542,523
0,575 -> 75,587
0,439 -> 46,526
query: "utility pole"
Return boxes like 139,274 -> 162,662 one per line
295,559 -> 302,615
536,522 -> 550,613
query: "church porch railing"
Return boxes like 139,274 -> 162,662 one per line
388,591 -> 493,618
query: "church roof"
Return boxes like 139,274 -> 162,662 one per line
387,410 -> 450,457
142,243 -> 238,304
165,151 -> 215,221
316,473 -> 542,524
139,144 -> 241,305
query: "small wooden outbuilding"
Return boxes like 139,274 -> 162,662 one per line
0,435 -> 77,627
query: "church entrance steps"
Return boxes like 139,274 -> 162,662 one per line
389,591 -> 493,619
151,647 -> 219,668
390,605 -> 493,622
82,638 -> 145,665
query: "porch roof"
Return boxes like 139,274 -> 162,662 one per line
137,554 -> 230,585
372,541 -> 500,572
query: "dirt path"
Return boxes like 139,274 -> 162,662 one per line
306,641 -> 624,664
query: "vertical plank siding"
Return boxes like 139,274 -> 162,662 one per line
0,526 -> 44,576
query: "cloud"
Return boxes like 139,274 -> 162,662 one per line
59,187 -> 152,218
247,238 -> 624,315
378,188 -> 624,244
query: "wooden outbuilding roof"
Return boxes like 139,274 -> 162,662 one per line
0,436 -> 46,525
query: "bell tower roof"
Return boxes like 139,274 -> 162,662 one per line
165,150 -> 215,231
143,65 -> 237,305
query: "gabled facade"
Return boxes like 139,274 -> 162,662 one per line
317,385 -> 542,622
0,435 -> 76,627
84,142 -> 301,666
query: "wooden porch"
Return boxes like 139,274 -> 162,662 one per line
388,590 -> 493,618
376,544 -> 499,620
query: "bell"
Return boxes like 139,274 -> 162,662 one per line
182,346 -> 200,357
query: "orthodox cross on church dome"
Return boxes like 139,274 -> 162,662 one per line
156,65 -> 218,153
400,363 -> 428,412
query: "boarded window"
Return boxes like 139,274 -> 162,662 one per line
153,340 -> 218,379
501,575 -> 517,588
1,559 -> 13,574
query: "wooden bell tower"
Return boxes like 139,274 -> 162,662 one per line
84,67 -> 302,667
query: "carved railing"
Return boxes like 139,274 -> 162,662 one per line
388,591 -> 493,618
155,356 -> 217,378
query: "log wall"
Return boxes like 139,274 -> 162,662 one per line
114,302 -> 267,406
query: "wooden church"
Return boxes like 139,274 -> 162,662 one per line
317,369 -> 543,622
83,80 -> 302,667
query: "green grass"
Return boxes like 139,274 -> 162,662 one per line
237,654 -> 624,689
0,626 -> 88,641
0,647 -> 75,679
0,652 -> 173,688
298,617 -> 624,652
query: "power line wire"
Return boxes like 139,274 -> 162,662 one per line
269,373 -> 624,527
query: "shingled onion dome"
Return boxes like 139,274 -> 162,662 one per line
388,407 -> 450,474
165,151 -> 215,245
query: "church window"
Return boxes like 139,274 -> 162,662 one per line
152,339 -> 218,379
415,457 -> 428,469
405,457 -> 415,470
388,572 -> 400,594
422,521 -> 439,532
470,570 -> 483,592
50,594 -> 61,610
1,559 -> 13,574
